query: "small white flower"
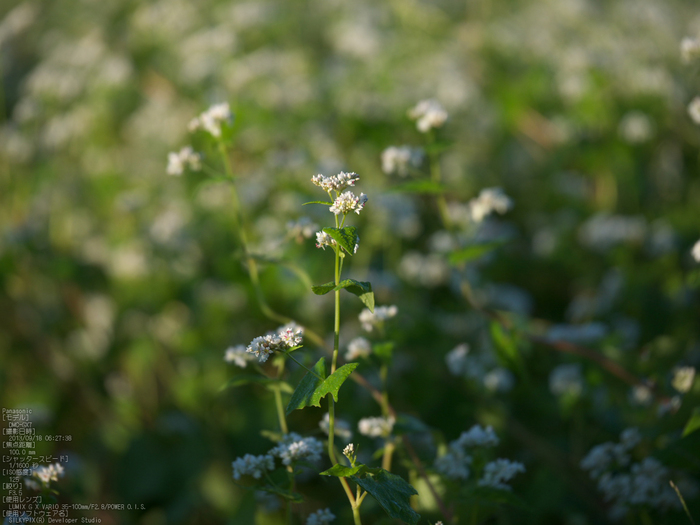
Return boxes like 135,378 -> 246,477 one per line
315,230 -> 337,250
232,454 -> 275,480
246,334 -> 283,363
456,424 -> 500,448
549,363 -> 584,397
269,433 -> 324,466
478,459 -> 526,491
189,102 -> 233,138
225,345 -> 255,368
287,217 -> 318,243
166,146 -> 202,176
345,337 -> 372,361
358,416 -> 395,438
445,343 -> 470,376
319,413 -> 353,440
306,508 -> 335,525
278,322 -> 304,348
311,172 -> 360,193
358,305 -> 398,332
343,443 -> 355,461
688,97 -> 700,125
671,366 -> 695,394
681,37 -> 700,62
381,146 -> 423,176
329,191 -> 368,215
32,463 -> 64,486
692,240 -> 700,262
468,187 -> 513,223
408,99 -> 448,132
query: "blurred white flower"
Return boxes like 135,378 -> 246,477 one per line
692,240 -> 700,262
319,413 -> 353,441
657,395 -> 682,417
483,367 -> 515,393
445,343 -> 470,376
166,146 -> 201,175
688,97 -> 700,125
456,424 -> 500,448
408,99 -> 448,132
468,188 -> 513,223
681,37 -> 700,62
434,445 -> 472,480
32,463 -> 64,486
287,217 -> 318,243
381,146 -> 423,176
358,416 -> 394,438
549,363 -> 584,397
478,459 -> 525,491
671,366 -> 695,394
306,508 -> 335,525
359,305 -> 398,332
224,345 -> 255,368
618,112 -> 653,144
269,433 -> 323,466
345,337 -> 371,361
188,102 -> 232,138
232,454 -> 274,480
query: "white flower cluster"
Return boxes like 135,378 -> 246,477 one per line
306,508 -> 335,525
434,425 -> 513,484
166,145 -> 201,176
232,454 -> 275,480
579,428 -> 697,519
32,463 -> 65,485
329,191 -> 368,216
188,102 -> 232,138
343,443 -> 356,463
311,171 -> 359,193
319,413 -> 353,440
468,187 -> 513,223
692,240 -> 700,263
671,366 -> 696,394
549,363 -> 584,397
445,344 -> 515,393
358,416 -> 395,438
408,99 -> 448,133
478,459 -> 526,491
681,37 -> 700,62
224,344 -> 256,368
246,323 -> 304,363
269,432 -> 324,466
381,145 -> 423,176
359,305 -> 398,332
344,336 -> 371,361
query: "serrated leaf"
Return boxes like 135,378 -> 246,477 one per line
389,180 -> 446,195
351,469 -> 420,525
683,407 -> 700,437
449,241 -> 504,265
311,279 -> 375,312
320,464 -> 365,477
303,200 -> 333,206
323,226 -> 359,255
285,358 -> 358,414
337,279 -> 374,312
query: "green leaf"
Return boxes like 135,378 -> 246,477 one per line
320,464 -> 365,477
424,140 -> 454,155
303,200 -> 333,206
351,469 -> 421,525
449,241 -> 504,265
285,358 -> 358,414
323,226 -> 359,255
311,279 -> 375,312
389,180 -> 446,195
490,322 -> 524,373
683,407 -> 700,437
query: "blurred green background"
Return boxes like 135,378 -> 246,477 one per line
2,0 -> 700,523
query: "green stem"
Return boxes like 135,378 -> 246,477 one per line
428,134 -> 452,231
285,352 -> 324,380
352,506 -> 363,525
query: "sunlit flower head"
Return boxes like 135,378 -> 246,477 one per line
692,240 -> 700,262
468,187 -> 513,223
408,99 -> 448,132
166,146 -> 201,175
344,337 -> 371,361
188,102 -> 232,138
681,37 -> 700,62
359,305 -> 398,332
329,191 -> 368,216
688,97 -> 700,125
311,172 -> 359,193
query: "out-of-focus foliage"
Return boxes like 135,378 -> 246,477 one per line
2,0 -> 700,523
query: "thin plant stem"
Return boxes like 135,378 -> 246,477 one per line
428,132 -> 452,230
284,352 -> 324,380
